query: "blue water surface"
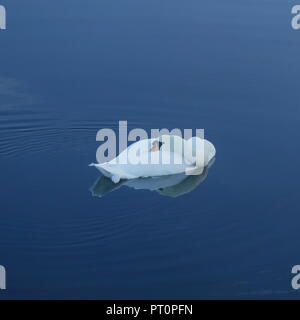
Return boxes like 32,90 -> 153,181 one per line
0,0 -> 300,299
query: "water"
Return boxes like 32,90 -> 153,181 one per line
0,0 -> 300,299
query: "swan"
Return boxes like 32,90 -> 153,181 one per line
90,135 -> 216,183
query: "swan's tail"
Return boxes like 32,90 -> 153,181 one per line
89,162 -> 110,175
89,163 -> 105,167
89,162 -> 120,182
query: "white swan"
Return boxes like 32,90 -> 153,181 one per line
90,135 -> 216,183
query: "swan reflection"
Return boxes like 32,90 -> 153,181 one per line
90,158 -> 215,198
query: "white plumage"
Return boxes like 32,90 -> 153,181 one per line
90,135 -> 216,183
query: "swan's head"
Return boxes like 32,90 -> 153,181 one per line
152,140 -> 164,150
158,141 -> 164,149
